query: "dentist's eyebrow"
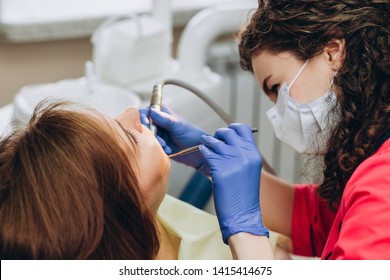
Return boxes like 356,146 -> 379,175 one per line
114,120 -> 137,146
262,74 -> 272,94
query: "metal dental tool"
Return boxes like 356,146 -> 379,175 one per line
149,83 -> 163,136
168,128 -> 259,158
149,79 -> 276,175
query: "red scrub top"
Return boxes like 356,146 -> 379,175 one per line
291,139 -> 390,259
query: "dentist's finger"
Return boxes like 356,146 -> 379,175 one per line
228,123 -> 254,141
139,107 -> 151,128
150,108 -> 178,130
214,127 -> 241,146
200,135 -> 226,154
199,144 -> 217,161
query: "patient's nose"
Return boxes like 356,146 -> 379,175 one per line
116,107 -> 142,133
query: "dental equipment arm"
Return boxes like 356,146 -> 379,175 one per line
147,79 -> 276,175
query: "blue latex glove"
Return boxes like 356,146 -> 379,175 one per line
199,123 -> 269,244
139,105 -> 210,175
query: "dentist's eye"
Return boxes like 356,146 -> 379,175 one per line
270,84 -> 280,93
126,129 -> 139,144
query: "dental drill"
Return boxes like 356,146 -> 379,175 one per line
148,79 -> 276,175
149,83 -> 163,136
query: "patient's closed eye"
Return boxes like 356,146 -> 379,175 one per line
114,119 -> 138,145
126,129 -> 139,144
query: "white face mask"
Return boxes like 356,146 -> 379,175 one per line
266,60 -> 338,155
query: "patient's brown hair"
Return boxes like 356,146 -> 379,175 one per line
0,101 -> 159,259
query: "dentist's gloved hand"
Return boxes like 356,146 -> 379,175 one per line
199,123 -> 269,244
139,105 -> 210,175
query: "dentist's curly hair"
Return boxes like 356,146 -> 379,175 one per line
238,0 -> 390,210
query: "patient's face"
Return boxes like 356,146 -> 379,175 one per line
111,107 -> 170,215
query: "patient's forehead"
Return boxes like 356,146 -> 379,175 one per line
79,110 -> 128,145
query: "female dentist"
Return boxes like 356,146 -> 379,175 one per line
140,0 -> 390,259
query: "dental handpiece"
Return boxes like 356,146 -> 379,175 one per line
149,83 -> 163,136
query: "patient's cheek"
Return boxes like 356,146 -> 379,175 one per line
136,139 -> 169,196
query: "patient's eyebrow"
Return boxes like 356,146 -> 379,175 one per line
114,120 -> 137,146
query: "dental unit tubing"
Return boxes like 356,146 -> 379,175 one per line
177,1 -> 257,75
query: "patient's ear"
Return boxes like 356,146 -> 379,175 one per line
324,38 -> 345,71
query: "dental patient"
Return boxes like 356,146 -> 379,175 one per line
0,101 -> 233,259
